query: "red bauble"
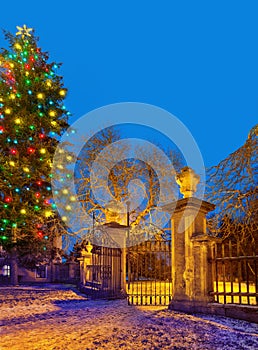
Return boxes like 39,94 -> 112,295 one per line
4,196 -> 12,203
44,199 -> 50,205
37,231 -> 43,239
27,147 -> 35,154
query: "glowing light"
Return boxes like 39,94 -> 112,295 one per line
5,108 -> 11,114
37,93 -> 44,99
20,209 -> 26,214
49,110 -> 56,117
9,161 -> 15,166
14,43 -> 22,50
62,216 -> 67,222
51,121 -> 57,126
70,196 -> 76,202
40,148 -> 46,154
10,148 -> 17,155
46,80 -> 52,87
4,197 -> 12,203
62,189 -> 68,195
15,118 -> 21,124
35,192 -> 41,199
9,94 -> 16,100
59,89 -> 66,96
44,210 -> 52,218
27,147 -> 35,154
23,167 -> 30,172
65,205 -> 72,211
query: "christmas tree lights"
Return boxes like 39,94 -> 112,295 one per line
0,25 -> 72,258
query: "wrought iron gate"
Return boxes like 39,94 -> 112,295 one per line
127,239 -> 172,305
83,245 -> 122,299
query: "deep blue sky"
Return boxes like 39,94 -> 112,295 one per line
1,1 -> 257,167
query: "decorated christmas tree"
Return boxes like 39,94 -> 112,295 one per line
0,25 -> 71,279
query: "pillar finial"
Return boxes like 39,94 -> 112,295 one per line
175,167 -> 200,198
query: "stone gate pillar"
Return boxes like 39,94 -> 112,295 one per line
166,167 -> 216,313
78,242 -> 93,285
102,222 -> 128,292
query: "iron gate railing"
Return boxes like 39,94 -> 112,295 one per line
83,245 -> 122,299
127,239 -> 172,305
211,239 -> 258,305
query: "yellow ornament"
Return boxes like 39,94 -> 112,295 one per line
46,80 -> 52,87
40,148 -> 46,154
16,25 -> 33,39
37,93 -> 44,99
45,210 -> 53,218
59,89 -> 66,96
49,110 -> 56,117
14,43 -> 22,50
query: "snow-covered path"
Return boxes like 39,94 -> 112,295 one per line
0,285 -> 257,350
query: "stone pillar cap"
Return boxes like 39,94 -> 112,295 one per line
175,167 -> 200,198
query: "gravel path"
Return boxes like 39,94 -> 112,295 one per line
0,285 -> 257,350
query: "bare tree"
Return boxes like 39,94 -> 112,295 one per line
74,126 -> 184,242
206,125 -> 258,253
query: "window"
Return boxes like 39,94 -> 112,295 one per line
2,264 -> 10,276
35,265 -> 47,278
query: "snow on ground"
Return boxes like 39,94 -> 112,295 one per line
0,284 -> 257,350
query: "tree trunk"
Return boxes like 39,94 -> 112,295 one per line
10,246 -> 18,286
